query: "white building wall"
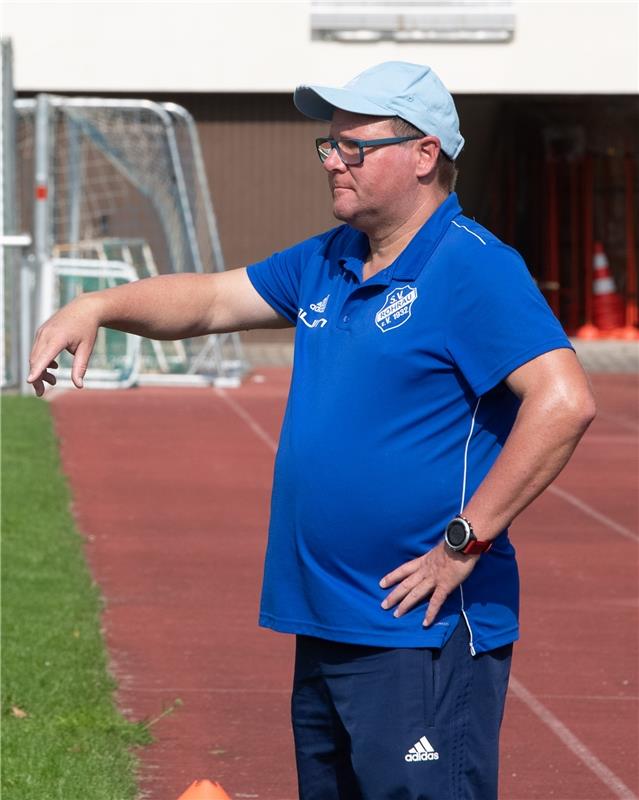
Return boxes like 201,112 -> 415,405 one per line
4,0 -> 638,94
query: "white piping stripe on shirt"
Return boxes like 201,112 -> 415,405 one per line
460,397 -> 482,513
452,219 -> 487,245
459,397 -> 482,656
459,585 -> 475,656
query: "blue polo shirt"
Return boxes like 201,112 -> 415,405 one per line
247,193 -> 571,654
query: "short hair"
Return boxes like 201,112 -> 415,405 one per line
391,117 -> 459,193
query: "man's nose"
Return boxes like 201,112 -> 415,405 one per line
322,147 -> 347,172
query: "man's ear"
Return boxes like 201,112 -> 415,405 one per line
415,137 -> 441,179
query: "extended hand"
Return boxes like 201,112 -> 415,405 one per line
28,296 -> 99,396
379,542 -> 480,627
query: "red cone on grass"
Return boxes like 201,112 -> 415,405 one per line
591,242 -> 625,333
176,779 -> 232,799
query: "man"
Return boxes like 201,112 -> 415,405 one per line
29,62 -> 595,799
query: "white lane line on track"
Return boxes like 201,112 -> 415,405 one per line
509,676 -> 639,800
547,485 -> 639,543
215,388 -> 278,453
594,410 -> 639,434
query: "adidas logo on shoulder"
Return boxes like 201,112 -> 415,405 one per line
310,294 -> 329,313
404,735 -> 440,762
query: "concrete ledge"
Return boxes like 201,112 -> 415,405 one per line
570,339 -> 639,373
243,343 -> 295,368
243,340 -> 639,374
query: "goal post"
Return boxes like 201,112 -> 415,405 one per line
1,37 -> 27,390
14,93 -> 247,389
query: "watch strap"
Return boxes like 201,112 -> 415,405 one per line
461,538 -> 493,555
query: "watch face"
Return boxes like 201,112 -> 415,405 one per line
447,520 -> 469,548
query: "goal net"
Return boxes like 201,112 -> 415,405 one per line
14,95 -> 246,387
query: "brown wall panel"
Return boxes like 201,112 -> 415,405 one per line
182,93 -> 337,270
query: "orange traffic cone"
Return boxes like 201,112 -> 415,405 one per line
591,243 -> 625,333
176,779 -> 232,800
614,321 -> 639,340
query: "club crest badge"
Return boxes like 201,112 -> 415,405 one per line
375,285 -> 418,333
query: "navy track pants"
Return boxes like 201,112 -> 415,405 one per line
291,619 -> 512,800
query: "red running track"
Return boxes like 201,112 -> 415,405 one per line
50,370 -> 638,800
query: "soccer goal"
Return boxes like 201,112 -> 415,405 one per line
12,93 -> 247,389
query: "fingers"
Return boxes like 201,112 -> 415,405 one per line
28,333 -> 62,385
391,579 -> 435,618
28,358 -> 59,395
381,568 -> 431,613
27,293 -> 101,394
380,545 -> 480,625
379,556 -> 422,590
29,368 -> 57,397
380,570 -> 444,622
424,587 -> 448,627
71,361 -> 86,389
42,371 -> 57,386
28,318 -> 97,393
70,335 -> 96,389
380,555 -> 431,617
28,354 -> 56,384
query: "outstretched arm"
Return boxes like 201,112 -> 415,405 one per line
28,268 -> 288,395
380,348 -> 597,626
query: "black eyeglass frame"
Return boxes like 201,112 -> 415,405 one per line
315,135 -> 422,165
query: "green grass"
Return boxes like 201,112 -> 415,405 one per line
1,396 -> 151,800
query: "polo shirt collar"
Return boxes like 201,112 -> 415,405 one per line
392,192 -> 462,281
336,227 -> 369,282
336,192 -> 463,285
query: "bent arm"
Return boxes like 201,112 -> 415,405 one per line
28,268 -> 287,395
459,347 -> 597,540
380,348 -> 597,624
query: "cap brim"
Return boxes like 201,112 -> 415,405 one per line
294,85 -> 391,122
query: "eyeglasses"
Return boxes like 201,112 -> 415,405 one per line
315,135 -> 422,166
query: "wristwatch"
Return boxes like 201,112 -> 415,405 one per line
444,516 -> 492,555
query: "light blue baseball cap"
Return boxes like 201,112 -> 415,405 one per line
294,61 -> 464,160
